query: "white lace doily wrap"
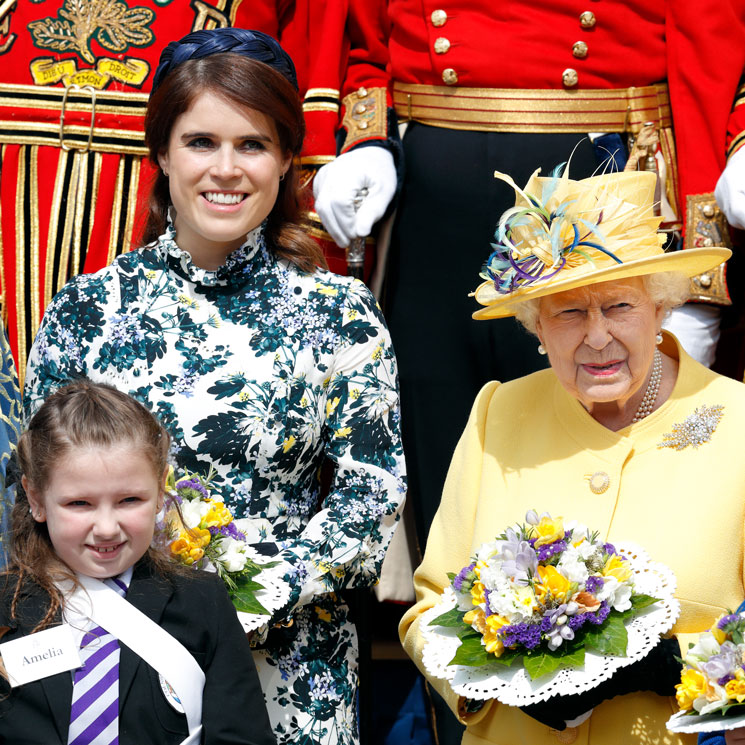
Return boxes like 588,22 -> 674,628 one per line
230,540 -> 292,634
667,707 -> 745,734
420,543 -> 680,705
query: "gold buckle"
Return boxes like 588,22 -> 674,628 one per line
59,84 -> 97,152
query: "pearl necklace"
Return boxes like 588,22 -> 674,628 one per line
631,349 -> 663,423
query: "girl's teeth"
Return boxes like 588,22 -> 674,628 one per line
95,546 -> 117,553
205,192 -> 243,205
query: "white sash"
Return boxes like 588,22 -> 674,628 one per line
68,574 -> 205,745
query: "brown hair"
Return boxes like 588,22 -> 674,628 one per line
143,53 -> 326,273
11,381 -> 173,630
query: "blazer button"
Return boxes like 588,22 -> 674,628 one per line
572,41 -> 588,58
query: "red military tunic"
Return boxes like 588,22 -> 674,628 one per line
0,0 -> 347,380
341,0 -> 745,301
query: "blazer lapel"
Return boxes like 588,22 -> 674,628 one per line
118,560 -> 174,706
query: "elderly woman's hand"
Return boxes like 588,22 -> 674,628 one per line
519,637 -> 681,730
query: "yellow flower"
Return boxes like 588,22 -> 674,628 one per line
335,427 -> 352,438
483,614 -> 510,656
463,607 -> 487,633
371,343 -> 383,361
170,527 -> 211,565
350,389 -> 360,399
603,555 -> 632,583
145,270 -> 156,280
529,515 -> 565,547
347,309 -> 358,320
675,669 -> 708,711
317,285 -> 339,296
513,585 -> 538,614
725,679 -> 745,703
282,436 -> 296,452
202,501 -> 232,528
711,615 -> 729,644
534,565 -> 570,603
239,391 -> 250,402
326,397 -> 340,417
300,396 -> 308,407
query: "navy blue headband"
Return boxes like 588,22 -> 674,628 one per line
152,27 -> 298,93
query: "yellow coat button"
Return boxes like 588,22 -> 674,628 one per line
579,11 -> 596,28
434,37 -> 451,54
431,9 -> 447,26
562,68 -> 579,87
587,471 -> 610,494
356,87 -> 368,98
442,68 -> 458,85
572,41 -> 588,59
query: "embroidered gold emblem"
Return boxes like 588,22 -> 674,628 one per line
28,0 -> 155,64
31,56 -> 150,89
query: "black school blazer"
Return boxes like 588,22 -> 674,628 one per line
0,560 -> 276,745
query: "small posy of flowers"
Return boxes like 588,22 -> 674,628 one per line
158,466 -> 278,616
432,510 -> 659,680
674,613 -> 745,716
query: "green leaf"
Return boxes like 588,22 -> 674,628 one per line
431,608 -> 465,628
584,614 -> 628,656
231,579 -> 271,616
523,644 -> 585,680
449,632 -> 491,667
630,594 -> 659,611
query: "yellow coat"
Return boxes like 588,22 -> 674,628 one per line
400,335 -> 745,745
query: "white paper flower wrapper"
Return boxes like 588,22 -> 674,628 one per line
420,543 -> 679,705
667,708 -> 745,734
230,542 -> 292,634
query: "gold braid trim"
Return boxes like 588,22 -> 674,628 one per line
340,87 -> 387,151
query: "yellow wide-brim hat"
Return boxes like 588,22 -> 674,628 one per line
472,169 -> 730,320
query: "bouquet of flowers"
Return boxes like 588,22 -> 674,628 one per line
420,510 -> 679,704
158,467 -> 290,630
667,612 -> 745,734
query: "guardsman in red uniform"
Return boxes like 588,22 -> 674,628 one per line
0,0 -> 347,382
314,3 -> 745,737
316,0 -> 745,537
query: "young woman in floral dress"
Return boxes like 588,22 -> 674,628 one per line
23,28 -> 406,745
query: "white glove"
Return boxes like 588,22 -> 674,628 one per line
313,146 -> 396,247
663,304 -> 721,368
715,146 -> 745,229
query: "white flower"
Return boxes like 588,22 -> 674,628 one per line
219,536 -> 249,573
557,547 -> 589,584
180,499 -> 210,529
687,632 -> 722,664
475,541 -> 501,564
594,575 -> 632,612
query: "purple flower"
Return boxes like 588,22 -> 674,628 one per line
536,540 -> 567,562
701,642 -> 740,680
718,614 -> 741,630
177,478 -> 209,500
499,622 -> 542,650
603,543 -> 616,555
585,576 -> 604,594
453,562 -> 476,592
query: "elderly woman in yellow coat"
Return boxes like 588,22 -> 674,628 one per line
399,167 -> 745,745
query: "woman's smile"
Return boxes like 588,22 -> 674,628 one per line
580,360 -> 625,377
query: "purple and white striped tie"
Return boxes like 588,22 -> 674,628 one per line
67,576 -> 128,745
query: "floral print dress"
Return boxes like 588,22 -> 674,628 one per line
24,222 -> 406,745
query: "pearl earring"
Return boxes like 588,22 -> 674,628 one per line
537,344 -> 547,355
655,333 -> 663,345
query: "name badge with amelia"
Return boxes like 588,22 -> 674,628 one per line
0,623 -> 82,687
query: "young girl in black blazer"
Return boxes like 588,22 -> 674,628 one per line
0,381 -> 276,745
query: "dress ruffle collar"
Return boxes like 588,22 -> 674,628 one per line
156,218 -> 269,288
